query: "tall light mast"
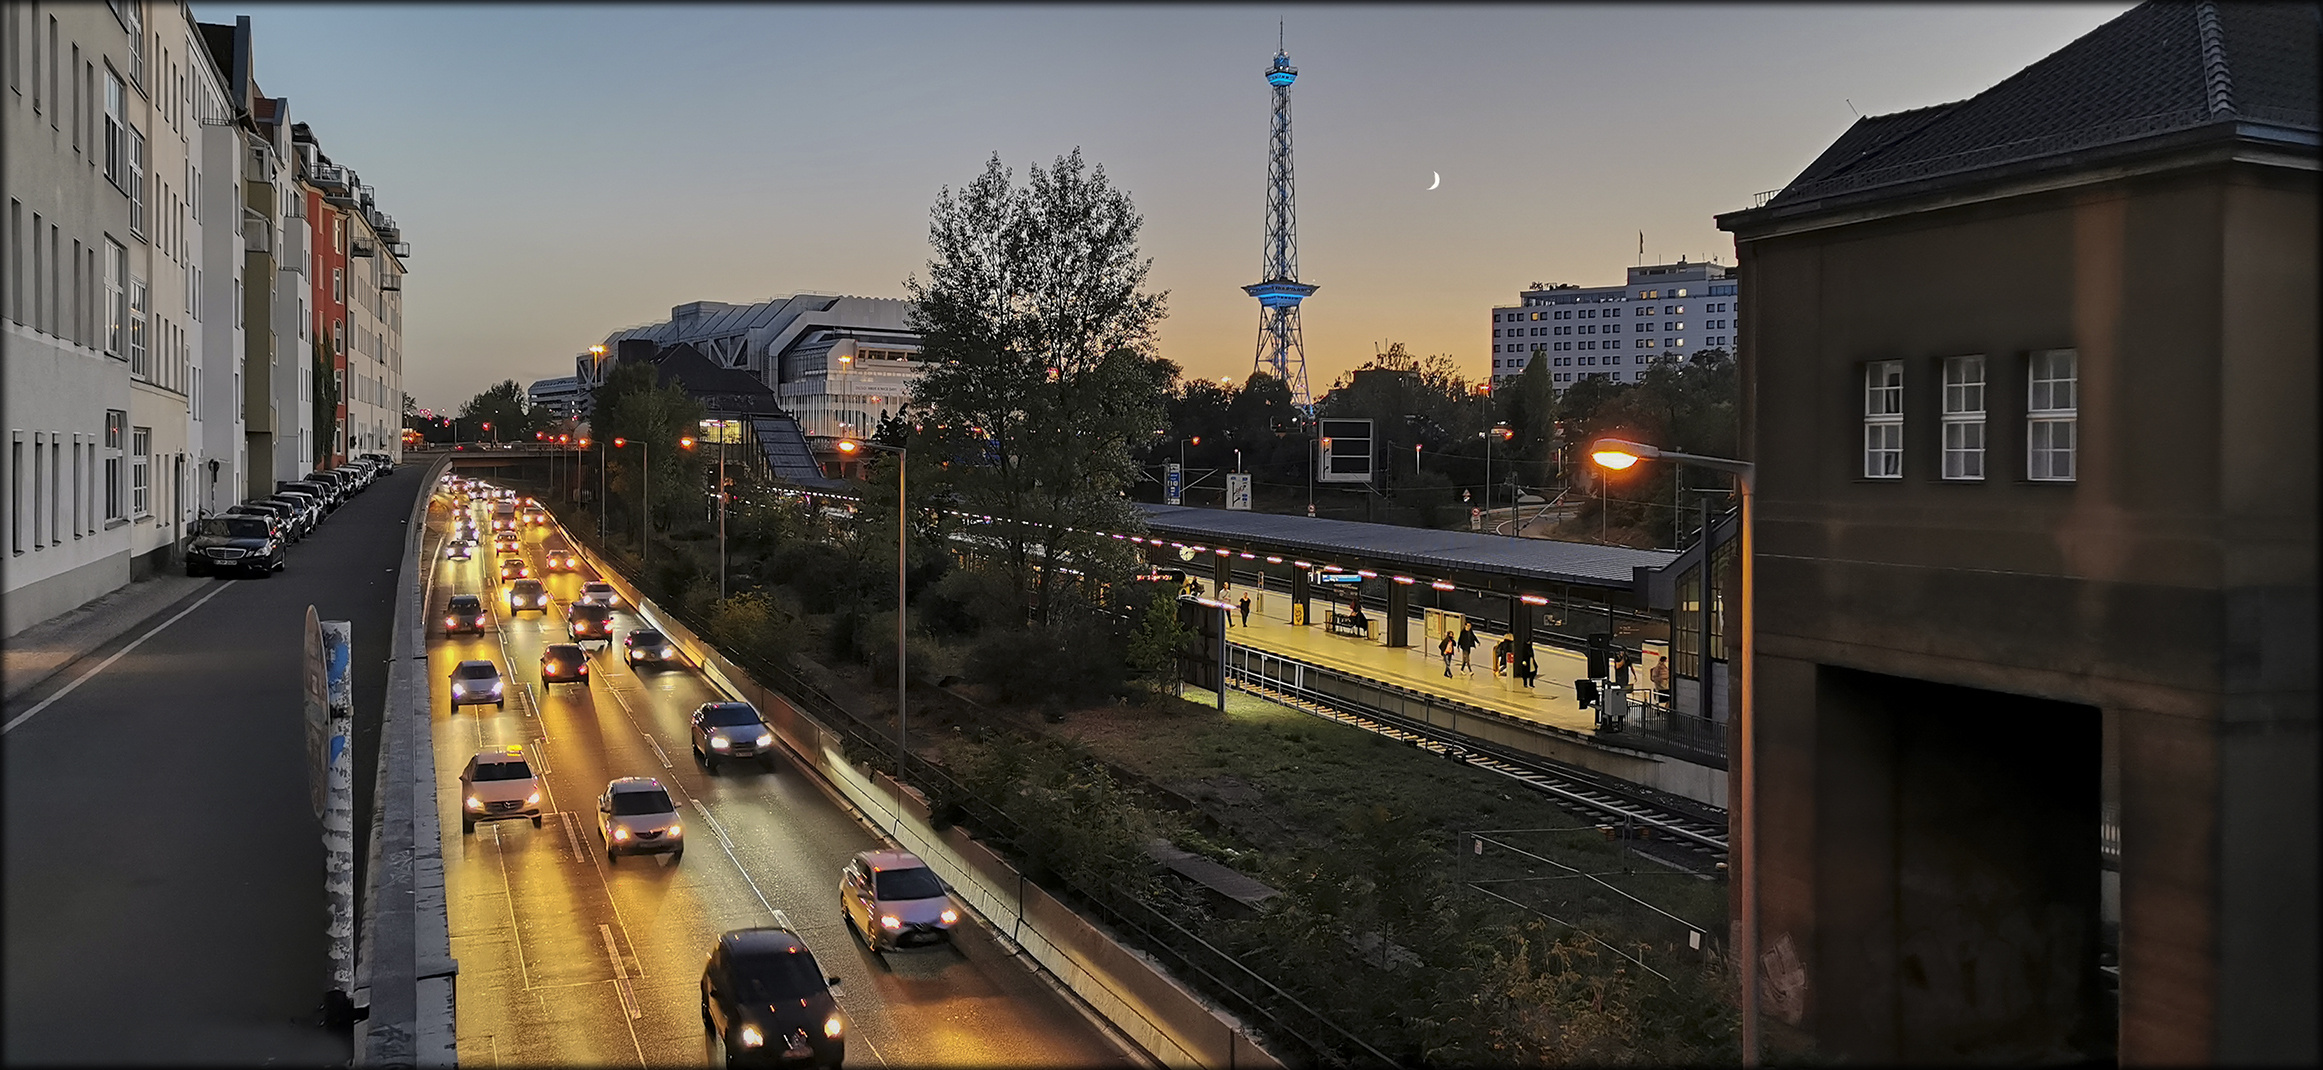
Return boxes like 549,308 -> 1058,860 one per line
1244,27 -> 1318,415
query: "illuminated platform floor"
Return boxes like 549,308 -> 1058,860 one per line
1213,584 -> 1607,738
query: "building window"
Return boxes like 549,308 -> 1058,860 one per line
10,433 -> 22,554
104,410 -> 125,521
1941,355 -> 1986,481
127,123 -> 145,236
130,427 -> 150,518
128,277 -> 148,378
2028,349 -> 2077,482
1864,360 -> 1903,479
332,266 -> 343,303
105,239 -> 126,358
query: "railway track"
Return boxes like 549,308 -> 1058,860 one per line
1226,666 -> 1730,872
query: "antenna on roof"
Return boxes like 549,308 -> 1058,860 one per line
1846,98 -> 1860,117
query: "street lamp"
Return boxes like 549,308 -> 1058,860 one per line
836,438 -> 908,774
1480,423 -> 1512,535
699,420 -> 732,600
1591,436 -> 1758,1065
613,437 -> 651,567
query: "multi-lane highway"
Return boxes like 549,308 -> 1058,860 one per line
424,478 -> 1137,1068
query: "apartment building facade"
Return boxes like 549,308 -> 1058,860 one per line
589,294 -> 925,440
1486,260 -> 1739,392
5,6 -> 403,635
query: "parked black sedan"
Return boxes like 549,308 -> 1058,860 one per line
185,515 -> 286,576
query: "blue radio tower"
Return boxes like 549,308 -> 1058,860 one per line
1244,25 -> 1318,415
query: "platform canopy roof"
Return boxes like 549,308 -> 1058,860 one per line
1133,503 -> 1681,593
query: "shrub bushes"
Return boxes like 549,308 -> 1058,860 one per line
965,623 -> 1128,706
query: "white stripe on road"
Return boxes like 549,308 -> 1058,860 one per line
561,811 -> 589,864
600,923 -> 643,1020
5,583 -> 233,735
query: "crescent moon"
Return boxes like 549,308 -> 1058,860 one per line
1427,172 -> 1441,191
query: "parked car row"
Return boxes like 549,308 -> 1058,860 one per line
189,454 -> 395,576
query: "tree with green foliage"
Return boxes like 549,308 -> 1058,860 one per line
454,378 -> 550,444
1123,586 -> 1195,697
587,362 -> 708,540
904,148 -> 1173,624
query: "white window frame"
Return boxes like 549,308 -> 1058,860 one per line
127,122 -> 145,237
103,410 -> 125,521
128,275 -> 148,378
103,69 -> 125,189
105,238 -> 126,358
130,426 -> 150,518
1863,360 -> 1904,479
1941,355 -> 1986,481
2028,349 -> 2078,482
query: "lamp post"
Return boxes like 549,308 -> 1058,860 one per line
701,420 -> 730,600
1480,423 -> 1511,534
837,438 -> 907,773
1591,436 -> 1757,1065
614,437 -> 650,568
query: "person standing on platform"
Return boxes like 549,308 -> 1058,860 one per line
1457,623 -> 1479,674
1440,631 -> 1457,677
1515,641 -> 1538,688
1494,635 -> 1513,677
1239,595 -> 1251,628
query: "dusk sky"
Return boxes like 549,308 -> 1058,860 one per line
194,3 -> 2134,413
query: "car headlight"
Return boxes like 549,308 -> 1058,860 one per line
755,732 -> 773,747
525,792 -> 541,806
710,737 -> 730,750
823,1016 -> 843,1039
739,1025 -> 764,1048
879,915 -> 902,931
466,795 -> 483,811
451,683 -> 465,695
445,617 -> 457,627
489,681 -> 504,694
940,908 -> 958,925
614,827 -> 630,840
666,824 -> 682,837
662,647 -> 676,658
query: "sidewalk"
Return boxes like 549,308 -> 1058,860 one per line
1216,583 -> 1605,736
3,574 -> 208,705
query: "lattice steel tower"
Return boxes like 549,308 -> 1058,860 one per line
1243,27 -> 1318,415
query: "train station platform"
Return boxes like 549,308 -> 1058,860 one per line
1210,582 -> 1605,738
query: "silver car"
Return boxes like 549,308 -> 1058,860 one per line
840,850 -> 958,951
689,701 -> 775,772
598,777 -> 683,862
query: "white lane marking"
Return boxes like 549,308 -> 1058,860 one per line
599,676 -> 674,769
600,923 -> 643,1021
529,740 -> 551,777
645,734 -> 672,770
561,811 -> 589,864
6,582 -> 233,734
689,799 -> 779,918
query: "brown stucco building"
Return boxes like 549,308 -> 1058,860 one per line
1715,2 -> 2316,1062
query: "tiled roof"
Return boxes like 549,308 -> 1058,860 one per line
1770,1 -> 2318,207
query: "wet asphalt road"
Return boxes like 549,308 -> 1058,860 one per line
426,479 -> 1137,1068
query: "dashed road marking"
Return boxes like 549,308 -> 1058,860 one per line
561,811 -> 589,864
599,923 -> 642,1020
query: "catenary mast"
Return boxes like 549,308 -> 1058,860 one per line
1244,25 -> 1318,415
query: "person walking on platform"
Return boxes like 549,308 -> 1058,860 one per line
1440,631 -> 1457,677
1494,635 -> 1513,677
1238,595 -> 1251,628
1515,642 -> 1538,689
1457,623 -> 1479,673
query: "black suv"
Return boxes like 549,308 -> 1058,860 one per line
186,515 -> 285,576
700,926 -> 845,1068
444,594 -> 489,636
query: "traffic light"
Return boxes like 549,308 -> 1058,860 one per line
1586,633 -> 1612,679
